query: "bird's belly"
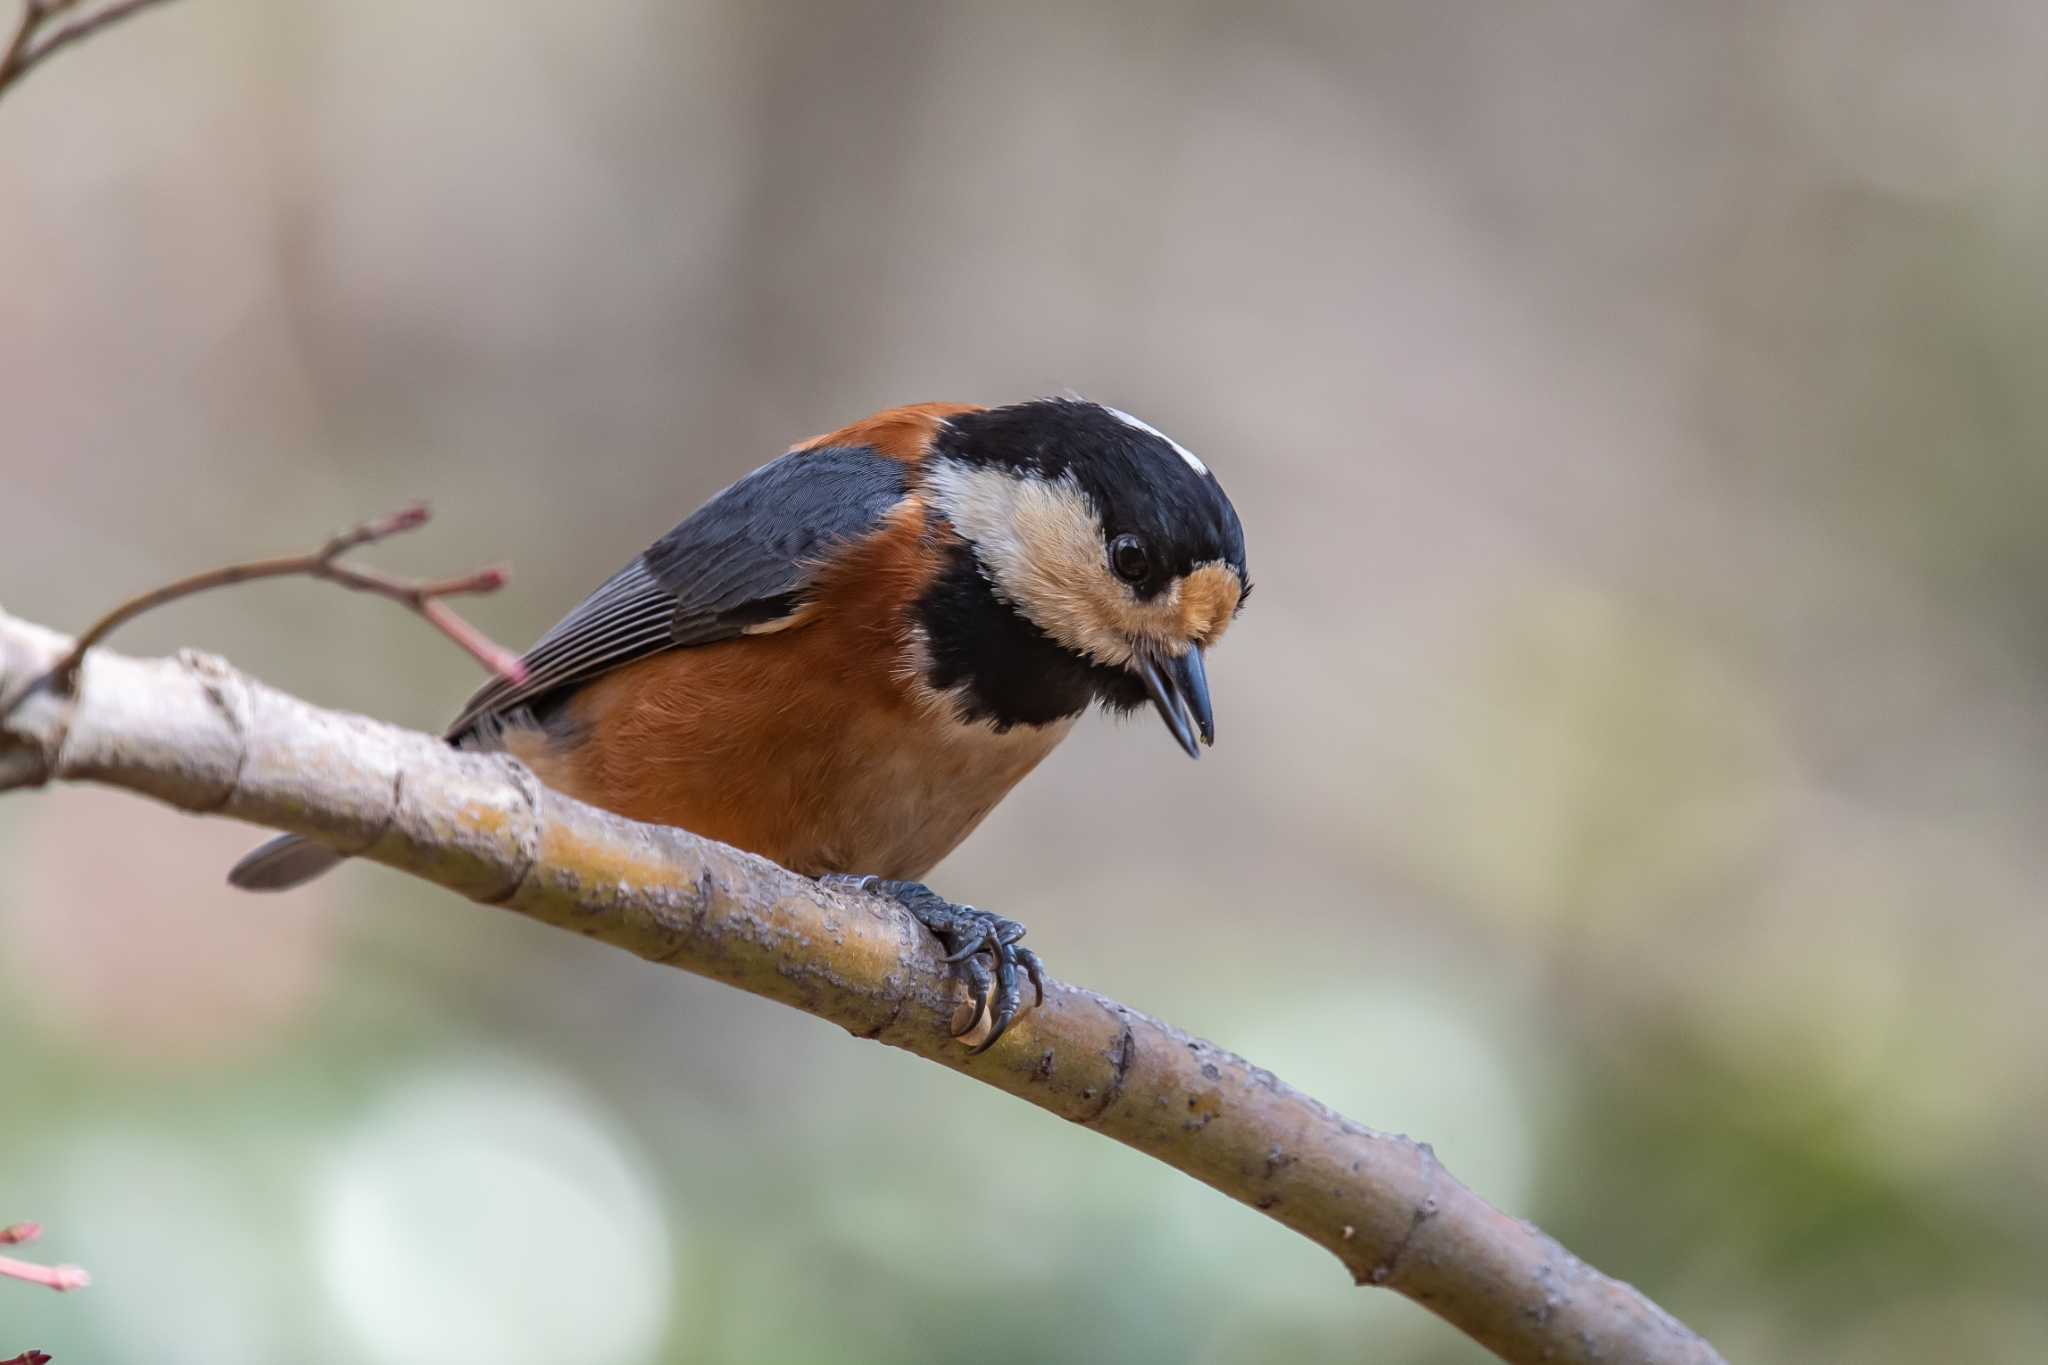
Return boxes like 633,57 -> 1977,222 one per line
780,709 -> 1076,879
507,639 -> 1076,882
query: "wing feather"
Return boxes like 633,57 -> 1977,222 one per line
447,445 -> 909,742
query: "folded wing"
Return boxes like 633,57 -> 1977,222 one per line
446,444 -> 909,743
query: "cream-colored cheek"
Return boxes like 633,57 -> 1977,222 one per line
924,457 -> 1241,666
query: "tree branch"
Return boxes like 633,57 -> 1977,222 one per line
45,503 -> 525,694
0,0 -> 182,102
0,606 -> 1725,1365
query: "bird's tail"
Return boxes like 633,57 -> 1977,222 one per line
227,834 -> 345,892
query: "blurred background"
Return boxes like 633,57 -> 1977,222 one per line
4,1 -> 2047,1360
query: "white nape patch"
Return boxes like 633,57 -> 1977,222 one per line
1103,405 -> 1208,476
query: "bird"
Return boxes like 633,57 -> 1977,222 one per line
230,397 -> 1250,1049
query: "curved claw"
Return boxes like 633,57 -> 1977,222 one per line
1018,946 -> 1046,1008
953,952 -> 992,1038
968,998 -> 1016,1056
986,944 -> 1023,1043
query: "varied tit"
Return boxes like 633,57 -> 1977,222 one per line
231,398 -> 1251,1049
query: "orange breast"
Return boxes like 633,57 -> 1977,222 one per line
505,496 -> 1072,881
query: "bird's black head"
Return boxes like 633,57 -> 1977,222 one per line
917,398 -> 1250,755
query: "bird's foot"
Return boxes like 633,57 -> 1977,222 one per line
822,875 -> 1044,1053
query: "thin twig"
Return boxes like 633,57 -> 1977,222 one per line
20,0 -> 176,69
0,3 -> 46,86
0,0 -> 179,102
45,503 -> 527,694
0,1223 -> 88,1294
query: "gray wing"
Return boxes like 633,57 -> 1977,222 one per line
446,444 -> 908,742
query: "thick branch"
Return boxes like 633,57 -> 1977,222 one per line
0,608 -> 1725,1365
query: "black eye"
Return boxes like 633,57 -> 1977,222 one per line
1109,534 -> 1151,584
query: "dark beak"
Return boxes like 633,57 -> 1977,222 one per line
1136,646 -> 1215,760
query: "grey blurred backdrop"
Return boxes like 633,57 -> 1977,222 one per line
5,2 -> 2048,1362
